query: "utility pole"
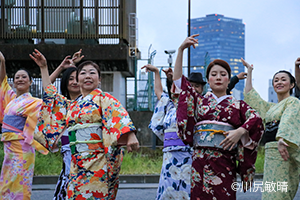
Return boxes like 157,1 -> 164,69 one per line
187,0 -> 191,76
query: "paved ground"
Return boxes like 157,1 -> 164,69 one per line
31,183 -> 300,200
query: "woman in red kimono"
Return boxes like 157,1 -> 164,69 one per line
173,35 -> 264,200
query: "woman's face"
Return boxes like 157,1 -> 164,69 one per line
207,65 -> 230,93
273,72 -> 293,95
67,71 -> 80,95
78,64 -> 100,93
13,70 -> 32,93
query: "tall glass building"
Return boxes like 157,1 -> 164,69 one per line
190,14 -> 245,99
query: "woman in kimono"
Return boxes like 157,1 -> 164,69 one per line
173,35 -> 264,200
31,49 -> 139,200
243,58 -> 300,200
0,51 -> 48,200
48,50 -> 83,200
143,64 -> 193,200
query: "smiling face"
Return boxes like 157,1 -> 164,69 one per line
13,70 -> 32,93
273,72 -> 294,95
78,64 -> 101,95
207,65 -> 230,94
67,71 -> 80,95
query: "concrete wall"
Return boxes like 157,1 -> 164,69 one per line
128,111 -> 163,147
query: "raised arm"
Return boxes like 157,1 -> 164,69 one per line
0,51 -> 6,84
295,57 -> 300,89
72,49 -> 84,65
141,64 -> 163,100
242,58 -> 254,94
49,56 -> 73,83
227,72 -> 247,95
29,49 -> 51,89
173,34 -> 199,81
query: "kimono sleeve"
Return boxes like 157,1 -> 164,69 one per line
149,93 -> 170,141
100,92 -> 136,149
22,98 -> 42,145
0,76 -> 16,122
276,97 -> 300,149
243,88 -> 274,122
37,84 -> 70,151
239,100 -> 264,148
236,100 -> 264,191
176,75 -> 202,146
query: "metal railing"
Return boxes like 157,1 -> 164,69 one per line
0,0 -> 134,44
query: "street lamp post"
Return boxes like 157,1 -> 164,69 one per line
164,50 -> 176,67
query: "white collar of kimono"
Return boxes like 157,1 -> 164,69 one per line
79,88 -> 101,101
210,93 -> 231,104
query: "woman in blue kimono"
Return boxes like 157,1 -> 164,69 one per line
142,64 -> 193,200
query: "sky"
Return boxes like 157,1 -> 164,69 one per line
136,0 -> 300,100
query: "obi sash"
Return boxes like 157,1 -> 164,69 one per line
68,125 -> 104,155
2,115 -> 48,155
164,128 -> 186,148
261,120 -> 280,145
193,121 -> 236,150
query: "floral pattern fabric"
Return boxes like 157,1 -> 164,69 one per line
244,88 -> 300,148
175,76 -> 264,200
244,89 -> 300,200
149,93 -> 192,200
0,76 -> 48,199
40,85 -> 136,200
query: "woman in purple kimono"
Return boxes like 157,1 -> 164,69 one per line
173,35 -> 264,200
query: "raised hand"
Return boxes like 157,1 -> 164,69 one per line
241,58 -> 253,72
0,51 -> 5,62
295,57 -> 300,67
236,72 -> 247,80
72,49 -> 84,64
141,64 -> 159,73
59,55 -> 76,70
162,67 -> 173,81
179,34 -> 199,51
29,49 -> 47,69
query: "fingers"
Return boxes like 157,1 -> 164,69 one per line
127,145 -> 132,153
127,142 -> 139,153
279,149 -> 289,161
191,33 -> 200,38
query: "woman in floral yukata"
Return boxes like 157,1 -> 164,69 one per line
0,51 -> 48,200
244,58 -> 300,200
173,35 -> 264,200
143,64 -> 193,200
30,49 -> 139,200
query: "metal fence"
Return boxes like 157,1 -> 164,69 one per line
0,0 -> 135,45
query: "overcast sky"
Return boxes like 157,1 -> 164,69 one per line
136,0 -> 300,100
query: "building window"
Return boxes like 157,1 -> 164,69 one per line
101,73 -> 114,92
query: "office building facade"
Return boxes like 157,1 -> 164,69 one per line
190,14 -> 245,99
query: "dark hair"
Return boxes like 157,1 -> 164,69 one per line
206,59 -> 231,80
14,68 -> 32,81
166,78 -> 173,99
61,67 -> 77,99
76,61 -> 101,82
272,70 -> 295,95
